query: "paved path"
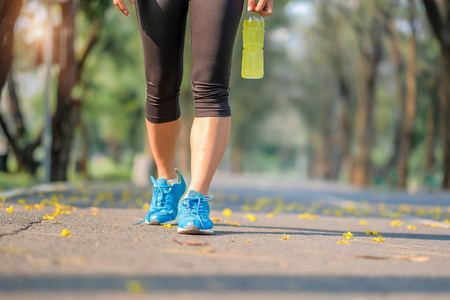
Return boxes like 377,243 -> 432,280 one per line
1,174 -> 450,299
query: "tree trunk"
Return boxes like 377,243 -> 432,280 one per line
397,2 -> 417,188
7,71 -> 26,137
422,0 -> 450,189
382,11 -> 406,183
350,18 -> 383,186
51,0 -> 80,181
0,0 -> 22,96
440,50 -> 450,188
424,104 -> 436,178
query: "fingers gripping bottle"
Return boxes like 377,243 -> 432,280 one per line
242,3 -> 265,79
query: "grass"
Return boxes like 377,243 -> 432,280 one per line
0,172 -> 37,190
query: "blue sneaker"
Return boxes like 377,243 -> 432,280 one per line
136,169 -> 187,225
177,190 -> 214,235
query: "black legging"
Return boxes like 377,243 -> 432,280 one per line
135,0 -> 244,123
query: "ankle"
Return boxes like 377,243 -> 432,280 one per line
157,169 -> 177,180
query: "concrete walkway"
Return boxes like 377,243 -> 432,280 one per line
1,174 -> 450,299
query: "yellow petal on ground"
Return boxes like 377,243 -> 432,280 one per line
337,240 -> 350,245
92,212 -> 99,216
43,215 -> 54,220
359,220 -> 368,225
365,231 -> 378,235
431,223 -> 440,227
62,210 -> 71,214
266,213 -> 274,218
343,231 -> 353,239
6,206 -> 13,213
211,218 -> 221,222
281,233 -> 290,240
25,205 -> 33,210
60,229 -> 71,237
245,213 -> 257,222
126,280 -> 146,294
161,224 -> 174,228
298,213 -> 310,219
33,204 -> 42,210
242,205 -> 251,211
407,225 -> 417,230
391,220 -> 404,227
247,240 -> 251,243
142,203 -> 150,211
222,208 -> 232,217
373,235 -> 385,242
79,214 -> 84,217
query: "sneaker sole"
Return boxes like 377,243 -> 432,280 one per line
145,220 -> 161,225
177,226 -> 214,235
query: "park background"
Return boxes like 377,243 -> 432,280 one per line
1,0 -> 449,192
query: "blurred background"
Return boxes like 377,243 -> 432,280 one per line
0,0 -> 449,191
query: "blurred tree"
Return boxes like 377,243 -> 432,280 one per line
51,0 -> 108,180
422,0 -> 450,189
0,0 -> 22,95
397,0 -> 418,188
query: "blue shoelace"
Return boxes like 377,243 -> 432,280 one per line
179,195 -> 213,227
135,176 -> 172,225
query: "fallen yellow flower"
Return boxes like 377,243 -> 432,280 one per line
43,215 -> 54,220
61,229 -> 71,237
126,280 -> 145,294
222,208 -> 232,217
359,220 -> 368,225
247,240 -> 251,243
431,223 -> 440,227
407,225 -> 417,230
161,224 -> 174,228
266,213 -> 274,218
33,204 -> 42,210
391,220 -> 404,227
337,240 -> 350,245
6,206 -> 13,213
298,213 -> 310,219
343,231 -> 353,239
366,231 -> 378,235
245,213 -> 257,222
281,233 -> 289,240
211,218 -> 221,222
25,205 -> 33,210
92,212 -> 99,216
79,214 -> 84,217
373,235 -> 385,242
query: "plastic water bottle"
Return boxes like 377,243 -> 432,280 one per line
241,3 -> 265,79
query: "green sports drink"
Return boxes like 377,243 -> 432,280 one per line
241,7 -> 265,79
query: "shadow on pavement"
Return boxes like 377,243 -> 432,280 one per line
0,275 -> 449,293
214,224 -> 450,241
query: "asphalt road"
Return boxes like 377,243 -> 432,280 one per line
1,173 -> 450,299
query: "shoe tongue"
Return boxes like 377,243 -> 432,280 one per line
187,190 -> 203,198
156,178 -> 168,186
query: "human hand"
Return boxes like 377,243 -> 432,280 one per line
247,0 -> 273,17
113,0 -> 135,16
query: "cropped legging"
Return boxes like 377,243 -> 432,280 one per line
135,0 -> 244,123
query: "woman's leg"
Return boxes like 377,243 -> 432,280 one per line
135,0 -> 189,179
188,0 -> 244,195
189,117 -> 231,195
